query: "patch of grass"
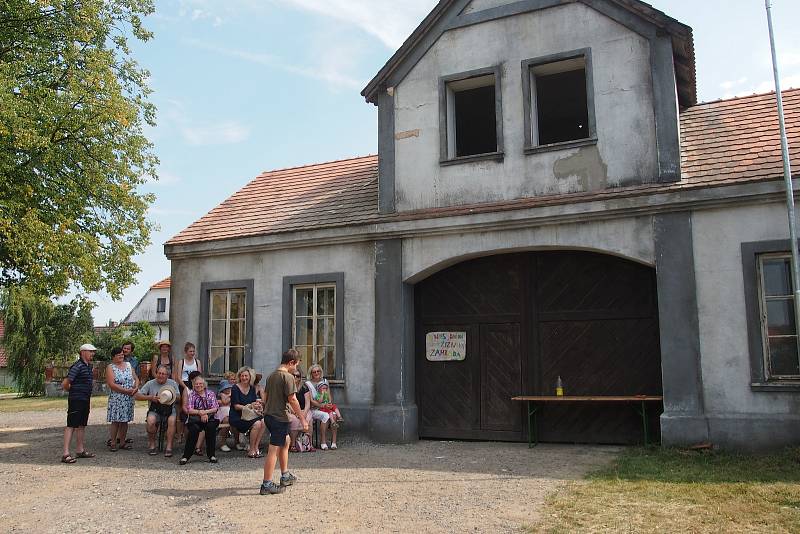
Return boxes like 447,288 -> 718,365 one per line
0,396 -> 149,413
530,447 -> 800,534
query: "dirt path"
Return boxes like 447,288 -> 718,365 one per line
0,406 -> 620,533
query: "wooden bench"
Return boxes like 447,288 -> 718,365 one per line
511,395 -> 664,448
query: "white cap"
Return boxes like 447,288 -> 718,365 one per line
78,343 -> 97,352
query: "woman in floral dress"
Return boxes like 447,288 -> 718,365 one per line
106,346 -> 139,451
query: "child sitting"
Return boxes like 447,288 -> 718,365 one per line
315,383 -> 343,428
215,380 -> 234,452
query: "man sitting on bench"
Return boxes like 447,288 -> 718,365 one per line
135,365 -> 180,457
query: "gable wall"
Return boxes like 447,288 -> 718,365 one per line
393,2 -> 658,211
125,287 -> 170,324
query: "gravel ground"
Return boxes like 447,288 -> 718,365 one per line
0,405 -> 620,533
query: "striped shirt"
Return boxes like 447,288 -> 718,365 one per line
66,359 -> 93,400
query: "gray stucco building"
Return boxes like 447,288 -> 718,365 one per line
165,0 -> 800,449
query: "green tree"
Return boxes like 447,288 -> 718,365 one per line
92,320 -> 155,362
0,287 -> 94,395
0,0 -> 158,299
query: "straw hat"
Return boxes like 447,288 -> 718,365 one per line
157,385 -> 178,405
158,340 -> 172,348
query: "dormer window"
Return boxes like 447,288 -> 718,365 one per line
439,66 -> 504,164
523,48 -> 597,153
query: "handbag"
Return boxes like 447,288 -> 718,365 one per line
296,432 -> 315,452
186,414 -> 202,425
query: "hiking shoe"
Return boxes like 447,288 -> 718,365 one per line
280,472 -> 297,487
260,481 -> 285,495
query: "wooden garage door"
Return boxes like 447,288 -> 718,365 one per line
415,251 -> 662,444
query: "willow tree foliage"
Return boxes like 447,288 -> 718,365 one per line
0,0 -> 158,299
1,288 -> 94,395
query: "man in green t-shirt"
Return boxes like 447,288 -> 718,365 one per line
260,348 -> 308,495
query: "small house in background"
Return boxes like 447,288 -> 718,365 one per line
122,277 -> 171,341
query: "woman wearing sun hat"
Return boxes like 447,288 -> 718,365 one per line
150,340 -> 174,379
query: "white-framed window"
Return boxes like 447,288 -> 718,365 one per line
208,288 -> 246,376
293,283 -> 336,378
757,253 -> 800,379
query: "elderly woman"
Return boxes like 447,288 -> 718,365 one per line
306,364 -> 342,450
230,366 -> 267,458
180,373 -> 219,465
288,368 -> 314,452
106,346 -> 139,451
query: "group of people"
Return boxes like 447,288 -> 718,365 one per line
61,342 -> 343,495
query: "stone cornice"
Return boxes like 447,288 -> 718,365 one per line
164,179 -> 796,260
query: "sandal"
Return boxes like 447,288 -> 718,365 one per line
109,445 -> 118,452
164,450 -> 173,458
119,443 -> 133,450
125,438 -> 133,444
247,452 -> 264,459
195,448 -> 202,455
148,448 -> 158,456
75,450 -> 95,458
60,454 -> 77,464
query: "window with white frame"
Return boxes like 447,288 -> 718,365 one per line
293,283 -> 336,378
757,253 -> 800,379
208,288 -> 247,375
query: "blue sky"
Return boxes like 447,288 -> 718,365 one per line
91,0 -> 800,325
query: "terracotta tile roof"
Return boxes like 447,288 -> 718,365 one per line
166,155 -> 380,246
0,316 -> 6,368
167,90 -> 799,248
680,88 -> 800,184
150,277 -> 171,290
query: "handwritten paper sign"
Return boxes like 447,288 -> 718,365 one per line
426,332 -> 467,361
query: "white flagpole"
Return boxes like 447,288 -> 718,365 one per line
765,0 -> 800,359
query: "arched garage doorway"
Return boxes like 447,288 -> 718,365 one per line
415,250 -> 662,444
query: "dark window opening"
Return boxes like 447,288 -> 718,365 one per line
534,67 -> 589,145
156,298 -> 166,313
453,84 -> 497,156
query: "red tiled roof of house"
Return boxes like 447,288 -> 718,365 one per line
680,88 -> 800,184
166,90 -> 800,247
0,316 -> 6,368
150,277 -> 171,289
166,155 -> 380,246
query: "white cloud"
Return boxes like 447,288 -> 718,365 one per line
182,38 -> 364,89
279,0 -> 436,49
180,121 -> 251,146
720,72 -> 800,99
720,77 -> 748,90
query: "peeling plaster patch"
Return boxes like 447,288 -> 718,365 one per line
395,129 -> 420,140
553,145 -> 608,192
